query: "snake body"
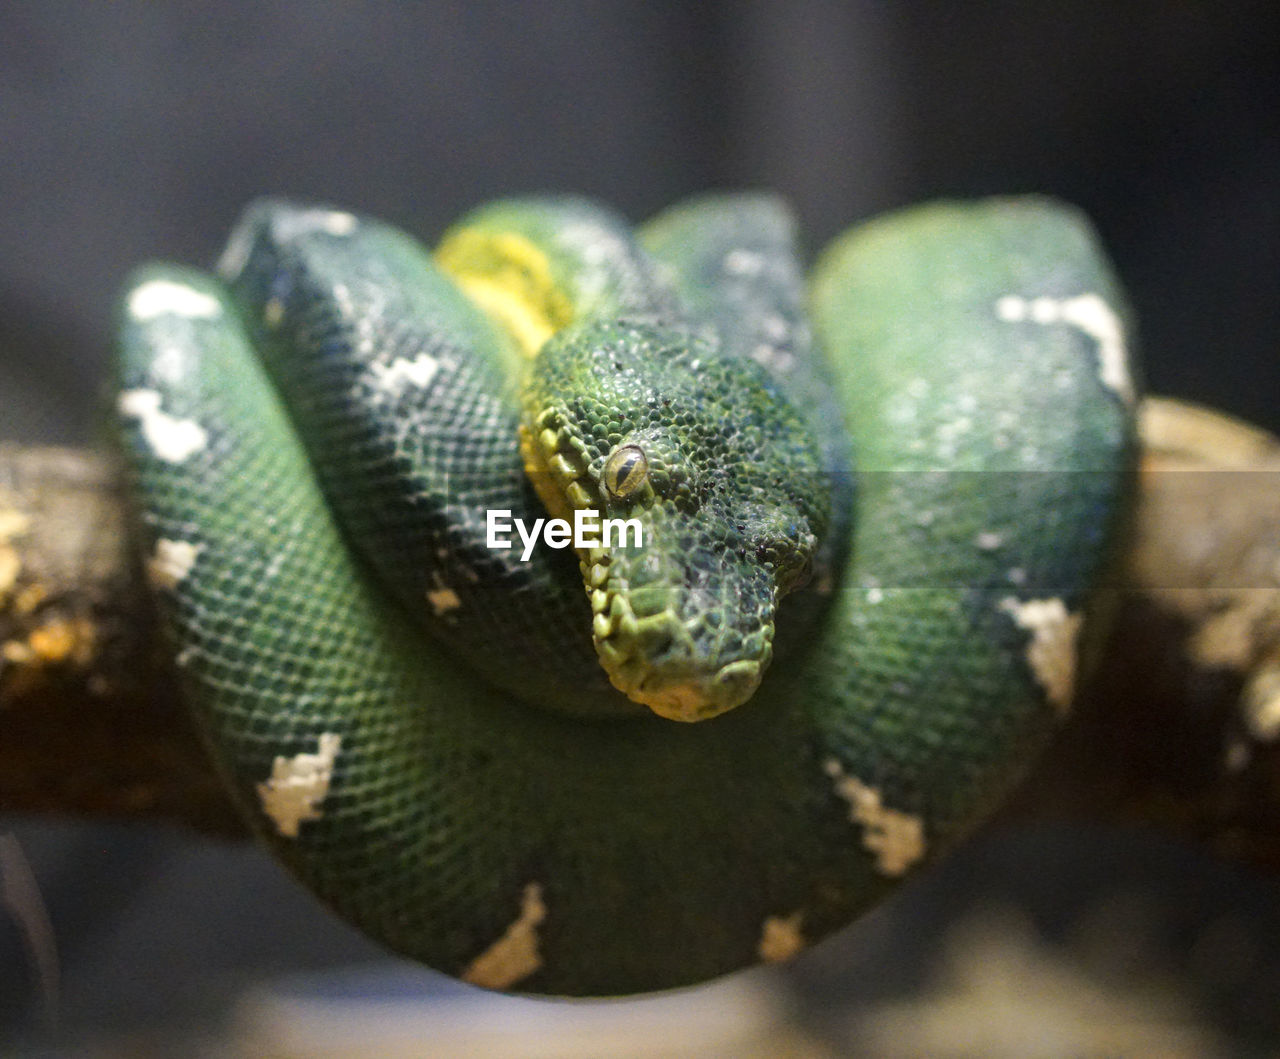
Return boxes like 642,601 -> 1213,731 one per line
114,193 -> 1135,995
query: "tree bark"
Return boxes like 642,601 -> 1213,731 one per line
997,398 -> 1280,871
2,399 -> 1279,866
0,444 -> 241,835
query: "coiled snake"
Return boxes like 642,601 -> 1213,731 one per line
113,193 -> 1135,995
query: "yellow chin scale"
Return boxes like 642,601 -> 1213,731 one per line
517,420 -> 577,524
435,227 -> 574,358
625,677 -> 750,724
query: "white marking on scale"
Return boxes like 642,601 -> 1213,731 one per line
273,208 -> 358,241
150,345 -> 187,386
761,313 -> 790,341
461,882 -> 547,989
995,293 -> 1133,403
1030,296 -> 1058,324
427,576 -> 461,616
823,759 -> 925,876
974,531 -> 1004,551
117,389 -> 209,463
723,248 -> 764,276
751,344 -> 794,372
933,416 -> 973,461
318,210 -> 357,235
371,353 -> 441,391
256,732 -> 342,838
886,393 -> 919,427
552,222 -> 628,302
216,223 -> 253,279
555,221 -> 616,266
262,550 -> 287,582
331,282 -> 356,317
147,538 -> 202,590
127,280 -> 221,321
999,596 -> 1083,714
758,911 -> 806,963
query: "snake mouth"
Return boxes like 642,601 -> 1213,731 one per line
591,584 -> 770,722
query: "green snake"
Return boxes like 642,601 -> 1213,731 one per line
113,192 -> 1136,995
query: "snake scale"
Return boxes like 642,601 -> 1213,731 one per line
113,192 -> 1135,995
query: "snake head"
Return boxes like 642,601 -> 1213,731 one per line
521,319 -> 830,722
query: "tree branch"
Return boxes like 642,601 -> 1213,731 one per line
0,445 -> 241,835
2,400 -> 1279,868
998,398 -> 1280,870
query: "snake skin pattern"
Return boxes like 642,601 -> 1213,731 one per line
114,193 -> 1135,995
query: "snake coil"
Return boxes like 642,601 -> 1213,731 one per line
115,193 -> 1135,995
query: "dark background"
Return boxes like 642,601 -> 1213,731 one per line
1,2 -> 1278,1052
3,3 -> 1278,443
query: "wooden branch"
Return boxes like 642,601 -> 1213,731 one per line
0,445 -> 242,835
998,398 -> 1280,870
2,400 -> 1279,869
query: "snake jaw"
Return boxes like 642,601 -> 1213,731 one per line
583,526 -> 781,721
621,658 -> 769,723
519,409 -> 598,523
588,573 -> 772,722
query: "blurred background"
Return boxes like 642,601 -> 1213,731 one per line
1,2 -> 1278,1054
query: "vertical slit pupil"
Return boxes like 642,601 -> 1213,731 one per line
614,456 -> 637,489
606,445 -> 647,497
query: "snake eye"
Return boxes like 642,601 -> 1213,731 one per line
603,443 -> 648,499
